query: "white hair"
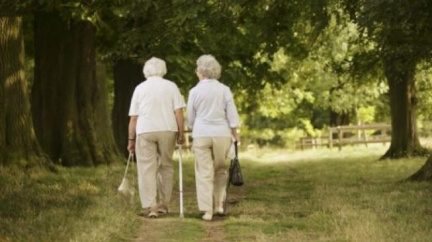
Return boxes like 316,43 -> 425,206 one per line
143,57 -> 167,78
196,54 -> 221,79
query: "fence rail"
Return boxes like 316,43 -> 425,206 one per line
298,123 -> 391,150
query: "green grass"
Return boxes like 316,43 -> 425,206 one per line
0,164 -> 141,241
1,144 -> 432,241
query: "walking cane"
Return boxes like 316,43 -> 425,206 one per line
178,145 -> 184,218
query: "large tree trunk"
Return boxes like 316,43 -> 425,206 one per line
381,55 -> 427,159
32,12 -> 119,166
0,16 -> 49,167
409,155 -> 432,181
112,59 -> 142,156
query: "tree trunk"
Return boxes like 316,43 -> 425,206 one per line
329,82 -> 351,127
0,16 -> 50,167
329,111 -> 350,127
32,12 -> 119,166
409,155 -> 432,181
381,55 -> 427,159
112,59 -> 143,156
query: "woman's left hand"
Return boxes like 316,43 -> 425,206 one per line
127,140 -> 135,153
177,133 -> 185,145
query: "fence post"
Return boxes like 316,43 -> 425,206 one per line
337,126 -> 342,151
363,129 -> 368,147
328,128 -> 333,149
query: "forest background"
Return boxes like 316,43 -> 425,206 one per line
1,0 -> 432,180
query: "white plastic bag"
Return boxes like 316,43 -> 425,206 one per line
227,140 -> 236,160
118,153 -> 135,204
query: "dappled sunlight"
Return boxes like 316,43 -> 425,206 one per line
419,137 -> 432,149
77,182 -> 100,194
240,144 -> 390,164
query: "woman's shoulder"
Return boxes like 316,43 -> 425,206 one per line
215,80 -> 232,92
160,78 -> 180,88
134,80 -> 147,90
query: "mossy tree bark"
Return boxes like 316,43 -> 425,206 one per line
381,55 -> 427,159
0,16 -> 49,167
112,59 -> 143,156
32,12 -> 119,166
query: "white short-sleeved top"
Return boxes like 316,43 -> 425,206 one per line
187,79 -> 240,138
129,76 -> 185,134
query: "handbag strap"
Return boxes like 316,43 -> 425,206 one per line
234,141 -> 238,158
123,153 -> 134,179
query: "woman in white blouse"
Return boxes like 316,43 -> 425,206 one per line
187,54 -> 240,221
128,57 -> 185,218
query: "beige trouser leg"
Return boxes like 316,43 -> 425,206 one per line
136,131 -> 176,209
193,137 -> 232,212
156,132 -> 176,206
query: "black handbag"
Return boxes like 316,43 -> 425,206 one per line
229,141 -> 244,186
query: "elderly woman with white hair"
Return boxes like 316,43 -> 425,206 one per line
187,54 -> 240,221
128,57 -> 185,218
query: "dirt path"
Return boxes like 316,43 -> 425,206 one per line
132,185 -> 245,241
133,217 -> 163,242
132,215 -> 227,242
200,219 -> 226,242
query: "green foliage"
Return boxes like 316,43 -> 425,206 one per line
239,8 -> 390,146
342,0 -> 432,82
241,126 -> 304,148
416,62 -> 432,121
356,106 -> 375,124
92,0 -> 333,95
252,83 -> 298,119
354,0 -> 432,58
12,0 -> 432,157
418,121 -> 432,138
299,119 -> 323,137
416,63 -> 432,137
269,10 -> 386,116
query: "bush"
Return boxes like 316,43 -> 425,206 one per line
418,120 -> 432,137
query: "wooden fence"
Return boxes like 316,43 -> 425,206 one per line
298,123 -> 391,150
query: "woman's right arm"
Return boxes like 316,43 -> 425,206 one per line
174,108 -> 185,144
127,116 -> 138,153
225,87 -> 240,141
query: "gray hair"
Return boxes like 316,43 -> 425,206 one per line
196,54 -> 221,79
143,57 -> 167,78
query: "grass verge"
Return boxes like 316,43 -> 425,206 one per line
0,163 -> 140,241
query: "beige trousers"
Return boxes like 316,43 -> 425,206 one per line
193,137 -> 232,212
135,131 -> 176,209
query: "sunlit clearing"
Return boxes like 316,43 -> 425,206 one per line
240,143 -> 390,163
